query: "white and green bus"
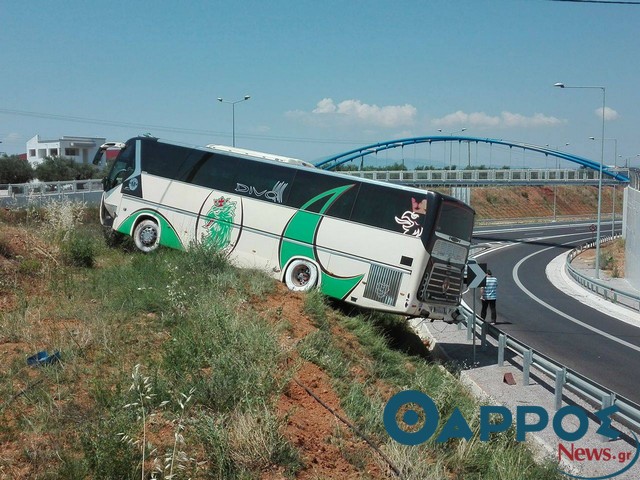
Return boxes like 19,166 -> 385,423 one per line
96,136 -> 475,321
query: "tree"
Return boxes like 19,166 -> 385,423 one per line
0,155 -> 35,184
75,162 -> 102,180
336,162 -> 408,172
35,156 -> 101,182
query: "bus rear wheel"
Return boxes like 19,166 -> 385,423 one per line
133,219 -> 160,253
285,259 -> 319,292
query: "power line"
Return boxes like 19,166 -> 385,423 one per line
548,0 -> 640,4
0,107 -> 364,147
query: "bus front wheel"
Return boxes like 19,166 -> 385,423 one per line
284,259 -> 318,292
133,219 -> 160,253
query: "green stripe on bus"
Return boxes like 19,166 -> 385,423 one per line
117,210 -> 184,251
280,185 -> 364,300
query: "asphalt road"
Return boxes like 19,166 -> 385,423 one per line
465,221 -> 640,404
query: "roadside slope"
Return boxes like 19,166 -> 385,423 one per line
0,214 -> 561,479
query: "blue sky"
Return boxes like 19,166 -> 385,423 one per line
1,0 -> 640,168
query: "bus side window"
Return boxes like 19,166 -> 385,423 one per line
141,141 -> 189,179
178,150 -> 213,183
351,184 -> 427,233
287,170 -> 358,217
188,153 -> 240,192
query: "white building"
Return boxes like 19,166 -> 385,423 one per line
26,135 -> 106,166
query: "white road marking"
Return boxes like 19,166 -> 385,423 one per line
512,246 -> 640,353
470,230 -> 640,352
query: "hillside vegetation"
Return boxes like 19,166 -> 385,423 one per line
0,187 -> 604,479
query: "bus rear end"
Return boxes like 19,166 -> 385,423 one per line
414,195 -> 475,321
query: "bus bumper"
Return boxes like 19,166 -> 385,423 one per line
418,305 -> 464,324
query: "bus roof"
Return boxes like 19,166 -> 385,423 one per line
205,144 -> 316,169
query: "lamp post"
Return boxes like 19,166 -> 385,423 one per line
621,154 -> 640,169
217,95 -> 251,147
590,136 -> 617,236
554,82 -> 605,279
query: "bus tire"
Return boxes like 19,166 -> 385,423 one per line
284,259 -> 319,292
133,219 -> 160,253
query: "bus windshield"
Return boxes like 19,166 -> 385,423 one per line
435,199 -> 475,242
104,141 -> 136,191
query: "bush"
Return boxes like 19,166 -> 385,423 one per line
0,155 -> 35,184
35,156 -> 100,182
61,233 -> 96,268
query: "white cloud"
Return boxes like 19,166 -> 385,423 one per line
432,111 -> 564,129
502,112 -> 564,127
596,106 -> 619,121
312,98 -> 337,114
288,102 -> 565,133
290,98 -> 417,128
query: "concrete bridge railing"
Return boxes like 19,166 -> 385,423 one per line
341,168 -> 629,187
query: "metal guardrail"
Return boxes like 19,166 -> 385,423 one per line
566,235 -> 640,312
460,292 -> 640,433
342,168 -> 630,187
0,178 -> 103,196
0,179 -> 104,207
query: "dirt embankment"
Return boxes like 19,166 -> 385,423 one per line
470,185 -> 622,220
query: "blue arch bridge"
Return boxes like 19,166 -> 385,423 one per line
314,136 -> 630,188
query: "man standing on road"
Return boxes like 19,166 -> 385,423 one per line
480,270 -> 498,324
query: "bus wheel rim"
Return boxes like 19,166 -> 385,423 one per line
140,226 -> 157,246
293,264 -> 311,286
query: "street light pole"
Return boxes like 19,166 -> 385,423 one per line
554,82 -> 605,279
217,95 -> 251,147
590,136 -> 617,236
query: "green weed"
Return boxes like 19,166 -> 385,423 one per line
303,290 -> 329,330
17,258 -> 42,276
60,232 -> 96,268
298,329 -> 349,379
